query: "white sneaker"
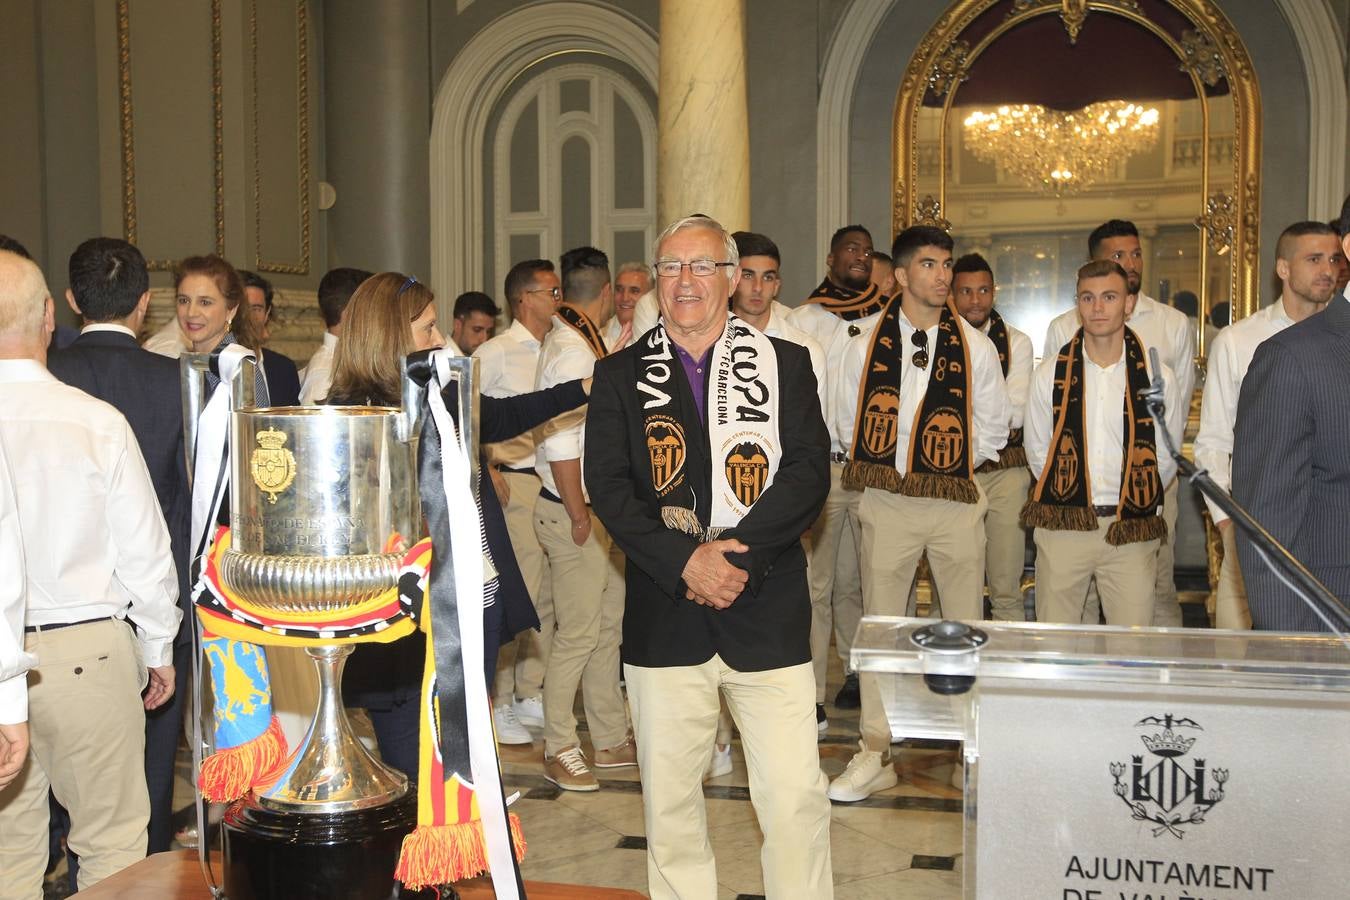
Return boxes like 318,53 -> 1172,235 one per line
704,743 -> 733,780
827,750 -> 898,802
493,703 -> 533,745
514,694 -> 544,728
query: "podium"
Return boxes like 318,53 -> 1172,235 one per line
851,617 -> 1350,899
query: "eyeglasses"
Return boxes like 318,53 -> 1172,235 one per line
653,259 -> 735,278
526,286 -> 562,299
910,329 -> 929,369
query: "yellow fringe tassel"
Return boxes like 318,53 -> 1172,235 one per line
1106,514 -> 1168,546
1020,500 -> 1099,533
197,715 -> 290,803
395,814 -> 527,891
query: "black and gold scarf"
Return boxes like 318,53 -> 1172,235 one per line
842,297 -> 979,503
557,303 -> 609,358
802,278 -> 888,323
980,309 -> 1027,471
1020,327 -> 1166,546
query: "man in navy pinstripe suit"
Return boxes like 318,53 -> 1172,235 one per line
1232,199 -> 1350,632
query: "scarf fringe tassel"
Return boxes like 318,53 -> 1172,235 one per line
662,506 -> 702,536
842,463 -> 979,505
841,461 -> 899,493
1019,501 -> 1099,533
197,715 -> 290,803
1106,514 -> 1168,546
395,814 -> 527,891
983,446 -> 1028,470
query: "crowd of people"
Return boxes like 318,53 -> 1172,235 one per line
1,199 -> 1348,897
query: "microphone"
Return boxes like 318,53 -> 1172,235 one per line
1140,347 -> 1179,462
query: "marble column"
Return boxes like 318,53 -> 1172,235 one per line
657,0 -> 749,232
322,0 -> 429,276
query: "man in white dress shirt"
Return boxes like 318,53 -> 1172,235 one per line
605,261 -> 650,350
952,253 -> 1034,621
1042,220 -> 1195,627
1195,221 -> 1343,629
828,226 -> 1008,803
0,431 -> 33,793
535,246 -> 632,790
787,225 -> 891,713
475,259 -> 560,743
1024,261 -> 1184,627
299,267 -> 371,405
0,250 -> 181,895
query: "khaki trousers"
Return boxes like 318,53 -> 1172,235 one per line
1034,519 -> 1159,626
0,620 -> 149,897
495,470 -> 553,700
535,498 -> 628,755
1215,524 -> 1252,630
1079,480 -> 1182,626
976,466 -> 1031,621
625,657 -> 833,900
806,463 -> 864,703
857,487 -> 987,751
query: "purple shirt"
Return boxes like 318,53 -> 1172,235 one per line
673,342 -> 713,423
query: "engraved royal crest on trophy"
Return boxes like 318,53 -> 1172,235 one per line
1109,713 -> 1229,838
249,427 -> 297,504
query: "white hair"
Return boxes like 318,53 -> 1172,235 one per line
0,250 -> 49,338
652,216 -> 739,266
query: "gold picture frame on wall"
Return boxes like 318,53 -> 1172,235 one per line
891,0 -> 1262,335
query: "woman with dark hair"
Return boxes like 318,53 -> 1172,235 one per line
331,272 -> 588,780
174,255 -> 269,402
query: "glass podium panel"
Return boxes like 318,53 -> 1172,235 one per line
851,617 -> 1350,899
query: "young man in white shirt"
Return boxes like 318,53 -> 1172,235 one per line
0,250 -> 181,895
786,225 -> 890,713
1024,260 -> 1185,627
951,253 -> 1034,621
299,267 -> 370,405
475,259 -> 560,742
828,226 -> 1008,803
1042,220 -> 1196,627
535,246 -> 632,790
0,432 -> 32,792
1194,221 -> 1343,629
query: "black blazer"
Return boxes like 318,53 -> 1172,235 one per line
260,349 -> 301,407
585,332 -> 829,672
48,329 -> 192,642
1233,294 -> 1350,632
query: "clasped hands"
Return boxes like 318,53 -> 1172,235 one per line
681,539 -> 749,609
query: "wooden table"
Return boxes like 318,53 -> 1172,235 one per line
75,851 -> 644,898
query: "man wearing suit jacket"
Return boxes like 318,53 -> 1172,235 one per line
48,238 -> 191,853
1232,198 -> 1350,632
586,216 -> 833,899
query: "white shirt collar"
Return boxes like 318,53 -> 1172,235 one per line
322,331 -> 338,349
507,318 -> 542,348
80,323 -> 137,338
0,358 -> 56,383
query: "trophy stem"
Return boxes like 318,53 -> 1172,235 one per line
256,645 -> 409,814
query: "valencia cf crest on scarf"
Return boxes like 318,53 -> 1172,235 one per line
644,415 -> 687,496
861,386 -> 901,458
724,440 -> 770,507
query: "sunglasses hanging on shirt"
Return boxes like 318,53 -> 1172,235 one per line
910,329 -> 929,370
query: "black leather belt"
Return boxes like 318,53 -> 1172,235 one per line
1093,505 -> 1118,517
539,487 -> 562,504
24,616 -> 114,634
830,452 -> 850,465
499,466 -> 538,476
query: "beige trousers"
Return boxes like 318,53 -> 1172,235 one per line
806,464 -> 864,703
535,498 -> 628,755
857,487 -> 987,751
1215,524 -> 1252,630
975,466 -> 1031,621
495,470 -> 553,701
1034,519 -> 1159,626
1079,480 -> 1181,626
0,620 -> 149,897
625,657 -> 833,900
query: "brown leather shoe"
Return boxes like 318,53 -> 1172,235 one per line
592,735 -> 638,769
543,746 -> 599,791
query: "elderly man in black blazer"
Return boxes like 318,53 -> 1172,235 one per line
586,215 -> 833,899
1232,200 -> 1350,632
48,238 -> 190,853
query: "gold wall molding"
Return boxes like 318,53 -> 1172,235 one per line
892,0 -> 1262,322
250,0 -> 312,275
116,0 -> 225,271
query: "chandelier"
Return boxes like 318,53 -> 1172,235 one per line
962,101 -> 1161,196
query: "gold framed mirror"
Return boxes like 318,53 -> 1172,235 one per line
892,0 -> 1261,360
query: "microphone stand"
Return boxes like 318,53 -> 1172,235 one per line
1140,348 -> 1350,634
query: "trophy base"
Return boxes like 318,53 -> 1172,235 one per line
221,791 -> 432,899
